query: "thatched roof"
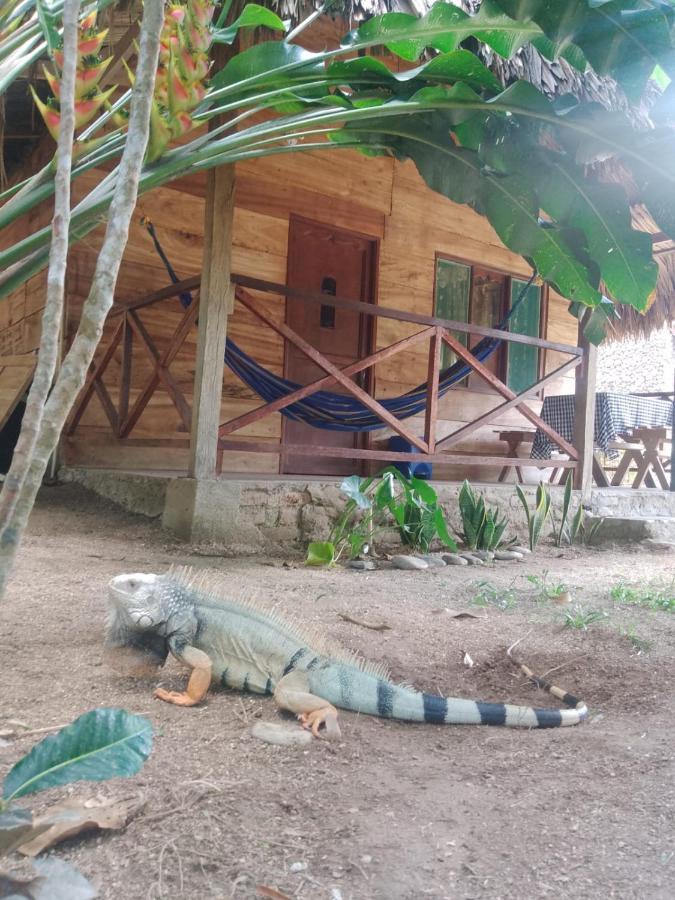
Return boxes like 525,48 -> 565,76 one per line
2,0 -> 673,339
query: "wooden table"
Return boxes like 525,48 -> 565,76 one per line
497,430 -> 535,483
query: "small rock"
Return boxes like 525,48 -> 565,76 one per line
460,553 -> 484,566
361,855 -> 373,864
473,550 -> 494,561
511,545 -> 532,555
391,554 -> 429,570
494,550 -> 524,561
331,891 -> 344,900
420,555 -> 447,568
442,553 -> 469,566
251,722 -> 313,747
345,559 -> 376,570
289,862 -> 308,874
642,539 -> 675,552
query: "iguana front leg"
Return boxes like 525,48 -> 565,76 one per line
154,645 -> 212,707
274,671 -> 341,740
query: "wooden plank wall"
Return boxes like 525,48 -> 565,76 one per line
0,16 -> 580,480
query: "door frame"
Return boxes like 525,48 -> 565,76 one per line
281,215 -> 380,475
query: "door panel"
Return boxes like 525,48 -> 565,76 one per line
282,219 -> 376,476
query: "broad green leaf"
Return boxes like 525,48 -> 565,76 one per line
2,708 -> 153,802
342,112 -> 603,305
343,1 -> 542,62
537,162 -> 657,311
212,4 -> 286,45
434,506 -> 457,550
331,50 -> 502,94
374,472 -> 396,507
570,502 -> 584,543
209,40 -> 323,97
410,475 -> 437,505
306,541 -> 336,566
35,0 -> 60,52
494,0 -> 675,95
340,474 -> 372,510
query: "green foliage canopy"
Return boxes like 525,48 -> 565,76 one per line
2,0 -> 675,336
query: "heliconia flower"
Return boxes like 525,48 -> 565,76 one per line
30,87 -> 62,141
188,81 -> 207,105
147,101 -> 173,161
170,111 -> 194,138
167,3 -> 186,24
79,11 -> 98,32
74,86 -> 116,128
75,57 -> 112,98
78,28 -> 109,57
188,1 -> 215,28
42,65 -> 61,98
186,23 -> 212,53
111,108 -> 130,129
168,65 -> 191,113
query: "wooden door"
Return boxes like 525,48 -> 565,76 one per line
282,218 -> 376,476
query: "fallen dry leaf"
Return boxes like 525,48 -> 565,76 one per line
338,612 -> 391,631
17,795 -> 145,856
0,857 -> 96,900
256,886 -> 291,900
432,608 -> 486,619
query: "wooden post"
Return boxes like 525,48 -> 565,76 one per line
573,324 -> 598,497
189,163 -> 235,478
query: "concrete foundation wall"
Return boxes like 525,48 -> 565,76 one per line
62,467 -> 675,551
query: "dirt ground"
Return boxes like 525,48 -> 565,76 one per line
1,484 -> 674,900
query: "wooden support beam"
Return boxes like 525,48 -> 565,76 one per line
117,317 -> 133,435
424,327 -> 442,452
573,325 -> 598,496
219,322 -> 433,437
189,164 -> 235,478
66,320 -> 124,434
436,356 -> 582,450
217,438 -> 578,470
235,288 -> 429,452
440,332 -> 579,459
232,274 -> 582,356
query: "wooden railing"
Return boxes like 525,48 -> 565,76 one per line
67,274 -> 584,477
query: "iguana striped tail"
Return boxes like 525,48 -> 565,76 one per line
306,650 -> 587,728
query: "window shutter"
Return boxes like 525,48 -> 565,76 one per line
434,258 -> 471,369
506,278 -> 541,393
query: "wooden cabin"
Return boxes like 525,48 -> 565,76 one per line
3,4 -> 673,511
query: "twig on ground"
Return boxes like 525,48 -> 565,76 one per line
338,613 -> 391,632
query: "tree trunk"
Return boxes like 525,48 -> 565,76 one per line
0,0 -> 164,599
0,0 -> 80,535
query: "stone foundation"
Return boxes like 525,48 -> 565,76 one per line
61,467 -> 675,552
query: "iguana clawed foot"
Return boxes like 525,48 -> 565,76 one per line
298,706 -> 341,740
154,687 -> 203,707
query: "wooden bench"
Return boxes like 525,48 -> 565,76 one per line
610,427 -> 670,489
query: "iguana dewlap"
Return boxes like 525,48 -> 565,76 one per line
105,568 -> 587,739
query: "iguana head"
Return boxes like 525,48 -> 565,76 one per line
105,572 -> 171,676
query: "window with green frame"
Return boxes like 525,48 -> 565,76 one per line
433,256 -> 543,392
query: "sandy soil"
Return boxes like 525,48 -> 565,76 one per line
1,483 -> 674,900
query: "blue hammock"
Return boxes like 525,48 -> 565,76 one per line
145,221 -> 533,432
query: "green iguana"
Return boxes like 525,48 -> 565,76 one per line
105,567 -> 587,739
